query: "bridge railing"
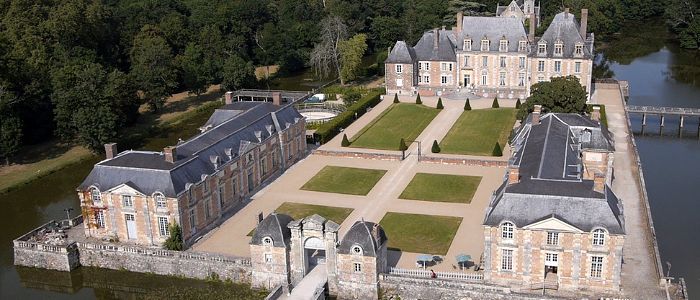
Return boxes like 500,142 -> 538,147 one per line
627,105 -> 700,116
388,267 -> 484,282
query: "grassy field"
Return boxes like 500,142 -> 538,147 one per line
440,108 -> 517,156
301,166 -> 387,195
379,212 -> 462,255
399,173 -> 482,204
248,202 -> 354,236
350,103 -> 439,150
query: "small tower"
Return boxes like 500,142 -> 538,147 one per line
333,221 -> 388,300
250,213 -> 294,291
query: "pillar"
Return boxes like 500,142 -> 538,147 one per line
660,115 -> 665,127
642,113 -> 647,126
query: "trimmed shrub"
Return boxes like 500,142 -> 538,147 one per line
492,97 -> 500,108
341,134 -> 350,147
464,98 -> 471,111
393,93 -> 399,103
436,97 -> 444,109
431,140 -> 441,153
416,94 -> 422,104
163,223 -> 183,251
492,142 -> 503,156
515,98 -> 521,109
314,88 -> 385,144
399,138 -> 408,151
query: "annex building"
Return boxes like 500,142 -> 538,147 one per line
77,100 -> 307,247
385,9 -> 593,99
483,105 -> 625,292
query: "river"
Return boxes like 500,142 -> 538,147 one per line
1,30 -> 698,297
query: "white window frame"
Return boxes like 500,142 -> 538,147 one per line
537,75 -> 545,82
538,43 -> 546,55
499,72 -> 506,86
499,56 -> 506,68
464,55 -> 470,67
501,248 -> 514,271
155,193 -> 167,208
537,60 -> 545,72
592,229 -> 606,246
481,40 -> 489,51
501,222 -> 514,239
440,75 -> 449,85
90,188 -> 101,203
481,74 -> 487,85
189,209 -> 196,230
518,72 -> 525,86
95,210 -> 106,228
546,232 -> 559,245
575,44 -> 584,56
554,43 -> 563,56
518,41 -> 527,52
353,262 -> 362,273
396,78 -> 403,87
464,39 -> 472,51
158,216 -> 170,236
499,40 -> 508,52
352,245 -> 363,255
482,56 -> 488,67
396,64 -> 403,73
265,253 -> 273,264
554,61 -> 562,73
423,75 -> 430,84
519,57 -> 526,69
575,61 -> 582,73
122,195 -> 133,208
262,236 -> 273,245
590,255 -> 604,278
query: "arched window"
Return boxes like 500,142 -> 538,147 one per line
154,193 -> 167,208
501,222 -> 514,239
592,229 -> 606,246
351,245 -> 363,255
262,237 -> 273,246
90,188 -> 101,203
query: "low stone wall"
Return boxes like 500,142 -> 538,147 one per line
420,155 -> 508,167
313,149 -> 402,161
13,241 -> 79,272
379,274 -> 552,300
77,241 -> 252,282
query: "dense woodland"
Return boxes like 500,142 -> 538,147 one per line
0,0 -> 689,163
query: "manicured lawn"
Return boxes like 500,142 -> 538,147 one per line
350,103 -> 439,150
301,166 -> 387,195
399,173 -> 482,204
379,212 -> 462,255
248,202 -> 354,236
440,108 -> 517,156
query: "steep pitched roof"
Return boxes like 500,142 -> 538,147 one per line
413,29 -> 457,61
537,11 -> 593,58
458,17 -> 527,52
338,221 -> 388,257
250,213 -> 294,247
385,41 -> 416,64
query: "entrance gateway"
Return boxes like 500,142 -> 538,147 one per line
304,237 -> 326,268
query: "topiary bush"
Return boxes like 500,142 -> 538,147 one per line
492,142 -> 503,156
399,138 -> 408,151
431,140 -> 441,153
464,98 -> 471,111
416,94 -> 422,104
515,98 -> 521,109
393,93 -> 399,103
436,97 -> 444,109
163,223 -> 183,251
341,134 -> 350,147
492,97 -> 500,108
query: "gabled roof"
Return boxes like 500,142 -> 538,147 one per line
338,221 -> 388,257
413,29 -> 457,61
458,17 -> 527,52
385,41 -> 416,64
537,11 -> 593,58
251,213 -> 293,247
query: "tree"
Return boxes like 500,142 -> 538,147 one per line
0,115 -> 22,165
310,16 -> 348,84
399,138 -> 408,151
436,97 -> 444,109
492,142 -> 503,156
492,97 -> 500,108
341,134 -> 350,147
393,93 -> 399,103
343,89 -> 362,105
431,140 -> 441,153
515,98 -> 522,109
178,43 -> 216,96
464,98 -> 471,110
338,34 -> 368,83
222,54 -> 257,92
416,94 -> 422,104
163,223 -> 183,251
521,76 -> 588,119
130,25 -> 178,111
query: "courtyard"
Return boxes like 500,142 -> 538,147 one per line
439,108 -> 517,156
349,103 -> 439,150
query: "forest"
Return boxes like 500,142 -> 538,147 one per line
0,0 -> 685,162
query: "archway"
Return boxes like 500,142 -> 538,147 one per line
304,237 -> 326,272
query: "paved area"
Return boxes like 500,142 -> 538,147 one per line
278,265 -> 327,300
592,87 -> 666,299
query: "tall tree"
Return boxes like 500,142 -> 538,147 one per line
222,54 -> 257,92
0,87 -> 22,165
310,16 -> 348,84
178,43 -> 215,95
520,76 -> 588,118
338,33 -> 368,83
130,25 -> 178,111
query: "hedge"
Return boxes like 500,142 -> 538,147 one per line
314,88 -> 386,143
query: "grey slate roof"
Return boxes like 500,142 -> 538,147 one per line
536,11 -> 593,58
413,29 -> 456,61
386,41 -> 416,64
251,213 -> 293,247
484,112 -> 624,234
338,221 -> 388,257
458,17 -> 528,52
79,102 -> 302,197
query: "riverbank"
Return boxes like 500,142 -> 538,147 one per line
0,86 -> 224,195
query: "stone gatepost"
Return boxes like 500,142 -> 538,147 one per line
288,219 -> 305,286
288,214 -> 339,288
324,221 -> 340,295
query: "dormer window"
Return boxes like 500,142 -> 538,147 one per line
155,193 -> 167,208
554,42 -> 563,56
518,41 -> 527,52
575,44 -> 584,57
90,188 -> 101,203
501,222 -> 514,239
592,229 -> 606,246
262,236 -> 273,245
481,39 -> 490,51
351,245 -> 363,255
499,40 -> 508,52
464,39 -> 472,51
538,43 -> 547,56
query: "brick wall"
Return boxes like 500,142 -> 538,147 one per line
386,63 -> 416,95
251,244 -> 290,290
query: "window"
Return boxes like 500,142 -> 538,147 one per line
546,232 -> 559,245
440,62 -> 453,72
424,62 -> 430,71
91,188 -> 101,203
189,209 -> 196,229
205,199 -> 211,219
575,62 -> 582,73
575,44 -> 584,56
262,236 -> 273,245
265,253 -> 273,263
518,41 -> 527,52
537,75 -> 545,82
261,158 -> 268,176
499,72 -> 506,86
482,56 -> 488,67
353,263 -> 362,273
395,64 -> 402,73
538,43 -> 546,55
518,73 -> 526,86
463,74 -> 471,86
519,57 -> 526,69
155,193 -> 166,208
187,185 -> 194,202
481,39 -> 489,51
499,56 -> 506,68
537,60 -> 545,72
546,252 -> 558,264
218,186 -> 224,208
554,43 -> 563,56
202,181 -> 209,194
592,229 -> 606,246
95,210 -> 105,228
590,256 -> 604,278
122,195 -> 133,208
501,249 -> 513,271
501,222 -> 514,239
554,61 -> 562,73
464,55 -> 470,67
352,245 -> 363,255
441,75 -> 448,85
158,217 -> 170,236
418,76 -> 422,83
231,178 -> 237,198
481,74 -> 488,85
396,79 -> 403,87
499,40 -> 508,52
423,75 -> 430,83
464,39 -> 472,51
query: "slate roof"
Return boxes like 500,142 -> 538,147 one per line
386,41 -> 416,64
484,112 -> 624,234
536,11 -> 593,58
413,29 -> 457,61
251,213 -> 293,247
458,17 -> 528,52
338,221 -> 388,257
79,102 -> 302,197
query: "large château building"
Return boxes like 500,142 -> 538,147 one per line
77,100 -> 307,247
385,9 -> 593,99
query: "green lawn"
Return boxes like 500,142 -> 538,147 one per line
350,103 -> 439,150
379,212 -> 462,255
399,173 -> 482,204
440,108 -> 517,156
301,166 -> 387,195
248,202 -> 354,236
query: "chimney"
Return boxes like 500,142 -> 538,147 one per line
272,92 -> 281,105
433,29 -> 439,49
591,105 -> 601,122
225,91 -> 233,104
593,171 -> 605,193
456,11 -> 464,36
104,143 -> 117,159
532,105 -> 542,124
580,9 -> 589,39
529,15 -> 536,42
507,167 -> 520,185
164,146 -> 177,163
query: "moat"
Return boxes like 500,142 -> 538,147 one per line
2,25 -> 699,298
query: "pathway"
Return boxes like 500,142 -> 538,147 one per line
278,266 -> 327,300
592,87 -> 666,299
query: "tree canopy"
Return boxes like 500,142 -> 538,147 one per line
520,76 -> 588,118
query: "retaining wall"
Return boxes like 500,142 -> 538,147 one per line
379,275 -> 554,300
313,149 -> 402,161
420,155 -> 508,167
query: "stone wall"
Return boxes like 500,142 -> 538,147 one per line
13,242 -> 79,272
421,155 -> 508,167
312,149 -> 402,161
